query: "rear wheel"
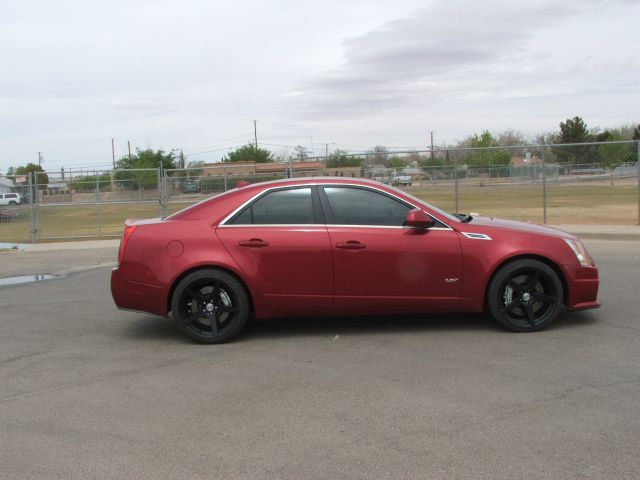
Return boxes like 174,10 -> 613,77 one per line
487,259 -> 563,332
171,269 -> 250,343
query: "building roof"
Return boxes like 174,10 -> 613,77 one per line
511,155 -> 543,166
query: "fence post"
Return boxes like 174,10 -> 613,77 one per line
28,172 -> 36,243
96,172 -> 101,237
637,141 -> 639,225
224,173 -> 228,192
157,167 -> 164,217
542,148 -> 547,224
452,150 -> 459,214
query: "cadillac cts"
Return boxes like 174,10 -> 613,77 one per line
111,177 -> 599,343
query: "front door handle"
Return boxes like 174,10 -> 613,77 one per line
336,241 -> 366,250
239,238 -> 269,248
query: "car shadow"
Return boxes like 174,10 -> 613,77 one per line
550,309 -> 600,330
241,313 -> 501,341
121,310 -> 599,343
122,314 -> 193,344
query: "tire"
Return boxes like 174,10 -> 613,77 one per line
487,259 -> 564,332
171,269 -> 250,344
9,201 -> 17,206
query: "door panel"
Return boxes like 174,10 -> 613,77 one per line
217,226 -> 333,308
328,227 -> 462,307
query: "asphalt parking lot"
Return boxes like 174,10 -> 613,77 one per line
1,240 -> 639,479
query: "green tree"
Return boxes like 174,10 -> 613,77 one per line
16,163 -> 49,188
387,156 -> 407,168
222,144 -> 273,163
114,148 -> 178,189
68,173 -> 112,192
325,150 -> 364,168
116,148 -> 178,170
552,116 -> 595,164
597,132 -> 636,168
467,131 -> 511,166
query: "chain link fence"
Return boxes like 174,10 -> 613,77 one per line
0,141 -> 638,243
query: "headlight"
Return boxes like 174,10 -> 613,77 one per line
564,239 -> 595,267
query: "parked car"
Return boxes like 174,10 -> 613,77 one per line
182,179 -> 200,194
392,175 -> 412,186
0,192 -> 23,206
111,177 -> 599,343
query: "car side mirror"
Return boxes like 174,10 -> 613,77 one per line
404,209 -> 435,229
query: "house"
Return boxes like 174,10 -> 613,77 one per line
0,176 -> 14,193
200,161 -> 361,178
511,154 -> 543,166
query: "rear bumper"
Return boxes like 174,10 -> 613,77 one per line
111,267 -> 168,316
564,265 -> 600,311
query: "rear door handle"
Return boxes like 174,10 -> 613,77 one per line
336,241 -> 366,250
239,238 -> 269,248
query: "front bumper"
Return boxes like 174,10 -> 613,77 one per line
564,265 -> 600,310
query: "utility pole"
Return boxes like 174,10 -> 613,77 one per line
430,131 -> 434,161
325,143 -> 329,162
128,141 -> 132,162
37,152 -> 43,167
111,138 -> 116,168
180,148 -> 185,169
253,120 -> 258,148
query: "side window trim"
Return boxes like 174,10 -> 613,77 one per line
320,185 -> 413,226
225,186 -> 323,226
319,185 -> 448,229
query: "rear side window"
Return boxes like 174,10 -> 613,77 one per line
229,188 -> 315,225
323,187 -> 411,226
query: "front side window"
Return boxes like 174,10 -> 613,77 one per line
323,187 -> 412,226
229,187 -> 315,225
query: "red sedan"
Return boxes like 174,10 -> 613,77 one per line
111,177 -> 599,343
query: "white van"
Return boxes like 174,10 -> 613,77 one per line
0,192 -> 23,206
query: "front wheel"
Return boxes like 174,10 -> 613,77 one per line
487,259 -> 564,332
171,269 -> 250,343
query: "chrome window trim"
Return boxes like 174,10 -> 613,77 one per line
218,183 -> 453,231
220,224 -> 452,231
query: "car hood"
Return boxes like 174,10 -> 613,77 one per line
461,216 -> 576,240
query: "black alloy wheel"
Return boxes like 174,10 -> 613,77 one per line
487,259 -> 564,332
171,269 -> 250,343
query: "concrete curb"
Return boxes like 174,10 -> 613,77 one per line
550,225 -> 640,242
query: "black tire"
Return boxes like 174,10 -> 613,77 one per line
487,259 -> 564,332
9,201 -> 17,206
171,269 -> 250,344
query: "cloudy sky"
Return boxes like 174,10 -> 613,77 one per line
0,0 -> 638,172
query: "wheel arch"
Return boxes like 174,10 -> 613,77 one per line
483,254 -> 568,312
166,264 -> 255,315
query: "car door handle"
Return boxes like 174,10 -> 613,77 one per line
336,241 -> 367,250
239,238 -> 269,248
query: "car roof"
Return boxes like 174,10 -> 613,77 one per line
233,176 -> 384,192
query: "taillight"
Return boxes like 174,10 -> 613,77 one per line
118,225 -> 137,266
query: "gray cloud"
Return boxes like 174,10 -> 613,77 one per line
287,0 -> 637,119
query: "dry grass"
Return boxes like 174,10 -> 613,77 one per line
0,184 -> 637,244
409,184 -> 637,224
